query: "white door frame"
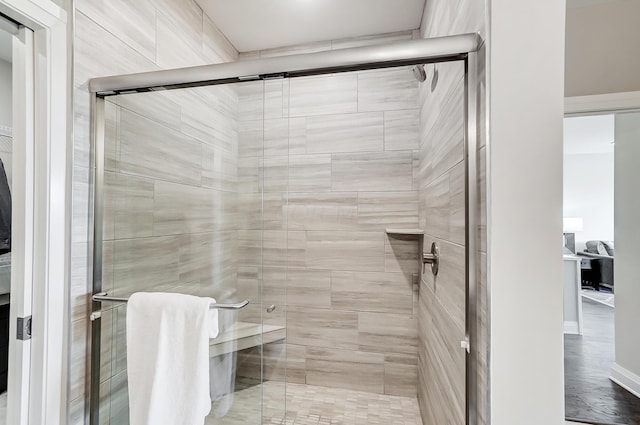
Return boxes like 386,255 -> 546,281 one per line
9,24 -> 36,425
563,90 -> 640,417
0,1 -> 68,425
565,90 -> 640,116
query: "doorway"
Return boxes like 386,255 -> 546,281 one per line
0,1 -> 69,423
563,110 -> 640,425
0,17 -> 30,425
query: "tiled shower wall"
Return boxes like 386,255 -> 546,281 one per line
417,58 -> 467,425
417,1 -> 488,425
69,1 -> 238,423
96,85 -> 240,424
236,33 -> 423,397
68,7 -> 486,423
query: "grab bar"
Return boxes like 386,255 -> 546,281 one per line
92,292 -> 250,310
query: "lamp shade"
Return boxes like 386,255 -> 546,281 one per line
563,217 -> 583,232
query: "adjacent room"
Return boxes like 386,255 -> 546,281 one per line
563,113 -> 640,425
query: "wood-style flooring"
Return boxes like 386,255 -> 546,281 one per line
565,297 -> 640,425
0,391 -> 5,425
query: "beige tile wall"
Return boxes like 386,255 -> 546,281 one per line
417,59 -> 468,425
70,1 -> 238,423
235,31 -> 422,396
99,88 -> 241,422
70,11 -> 478,423
417,1 -> 488,425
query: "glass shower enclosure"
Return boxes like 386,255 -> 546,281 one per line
88,34 -> 484,425
92,79 -> 288,424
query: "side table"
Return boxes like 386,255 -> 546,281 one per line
580,257 -> 599,290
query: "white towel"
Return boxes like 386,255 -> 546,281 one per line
126,292 -> 219,425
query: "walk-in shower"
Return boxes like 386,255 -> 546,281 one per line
87,33 -> 486,425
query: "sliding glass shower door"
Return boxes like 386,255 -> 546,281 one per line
89,53 -> 486,425
94,78 -> 288,424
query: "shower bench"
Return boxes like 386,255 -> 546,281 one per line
210,322 -> 285,357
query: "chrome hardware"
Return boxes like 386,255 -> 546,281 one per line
422,242 -> 440,276
461,338 -> 470,353
92,292 -> 128,303
91,292 -> 250,310
266,305 -> 276,313
16,316 -> 32,341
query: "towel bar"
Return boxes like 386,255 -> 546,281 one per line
92,292 -> 250,310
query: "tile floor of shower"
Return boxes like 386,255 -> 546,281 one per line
208,380 -> 599,425
211,381 -> 421,425
0,389 -> 592,425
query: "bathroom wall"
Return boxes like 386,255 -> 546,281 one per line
489,1 -> 566,423
69,1 -> 238,423
236,31 -> 423,397
417,1 -> 487,425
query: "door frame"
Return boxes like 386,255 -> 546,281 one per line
0,1 -> 69,424
563,90 -> 640,420
565,90 -> 640,115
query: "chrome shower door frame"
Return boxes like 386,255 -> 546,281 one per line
89,92 -> 105,425
88,33 -> 485,425
465,50 -> 480,425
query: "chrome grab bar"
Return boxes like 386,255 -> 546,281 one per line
92,292 -> 250,310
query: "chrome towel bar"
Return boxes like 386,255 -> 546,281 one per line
92,292 -> 250,310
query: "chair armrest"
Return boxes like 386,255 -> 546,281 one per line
577,252 -> 612,261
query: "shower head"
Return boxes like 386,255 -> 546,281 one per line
412,64 -> 427,82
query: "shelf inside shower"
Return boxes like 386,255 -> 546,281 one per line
210,321 -> 285,357
385,228 -> 425,236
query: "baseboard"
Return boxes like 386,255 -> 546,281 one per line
564,321 -> 580,335
610,363 -> 640,398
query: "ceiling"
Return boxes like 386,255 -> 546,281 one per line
566,0 -> 630,8
564,115 -> 615,155
196,0 -> 427,52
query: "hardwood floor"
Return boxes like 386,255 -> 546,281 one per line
0,391 -> 5,424
565,297 -> 640,425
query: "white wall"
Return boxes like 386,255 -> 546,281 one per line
566,0 -> 640,97
0,59 -> 12,128
563,152 -> 614,251
613,112 -> 640,396
489,0 -> 566,424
